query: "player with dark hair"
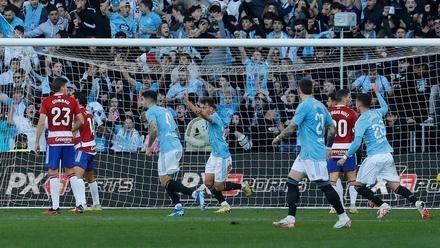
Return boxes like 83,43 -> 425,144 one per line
141,91 -> 205,216
272,79 -> 351,228
73,92 -> 101,211
337,84 -> 430,219
184,95 -> 252,213
35,77 -> 86,214
327,89 -> 359,214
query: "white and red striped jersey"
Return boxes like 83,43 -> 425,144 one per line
328,105 -> 358,158
74,107 -> 97,155
40,93 -> 81,146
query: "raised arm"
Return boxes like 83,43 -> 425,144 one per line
373,83 -> 388,116
238,47 -> 248,65
183,93 -> 212,122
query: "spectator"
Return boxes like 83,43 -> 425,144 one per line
252,107 -> 283,152
24,4 -> 68,38
95,0 -> 111,38
175,103 -> 189,144
12,104 -> 46,151
239,47 -> 269,104
111,116 -> 142,152
95,125 -> 111,152
0,58 -> 20,86
109,0 -> 138,38
0,103 -> 17,152
0,5 -> 23,38
217,90 -> 238,127
352,65 -> 393,96
138,0 -> 161,39
68,0 -> 96,38
21,0 -> 48,32
4,26 -> 40,70
227,112 -> 252,153
166,68 -> 203,102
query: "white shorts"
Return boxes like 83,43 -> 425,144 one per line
157,149 -> 182,176
357,153 -> 400,186
291,157 -> 329,181
205,154 -> 232,182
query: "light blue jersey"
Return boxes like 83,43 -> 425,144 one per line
138,11 -> 161,39
109,13 -> 137,38
208,112 -> 231,159
346,92 -> 392,157
146,105 -> 182,153
293,97 -> 333,161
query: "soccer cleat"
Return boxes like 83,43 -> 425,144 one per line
242,181 -> 252,197
377,203 -> 391,219
214,205 -> 231,214
415,201 -> 430,219
349,205 -> 359,214
71,204 -> 86,214
273,217 -> 295,228
168,208 -> 184,217
333,218 -> 352,228
87,204 -> 103,211
42,208 -> 60,215
195,190 -> 206,211
329,207 -> 336,214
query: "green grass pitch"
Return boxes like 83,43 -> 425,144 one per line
0,209 -> 438,248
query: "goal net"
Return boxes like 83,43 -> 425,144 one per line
0,39 -> 439,209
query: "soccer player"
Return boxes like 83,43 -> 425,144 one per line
72,92 -> 101,211
184,94 -> 252,213
337,84 -> 430,219
141,91 -> 205,216
35,77 -> 86,214
327,89 -> 359,214
272,79 -> 351,229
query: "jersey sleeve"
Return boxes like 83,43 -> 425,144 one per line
39,99 -> 48,115
324,108 -> 333,127
292,102 -> 307,126
72,100 -> 81,115
210,113 -> 222,126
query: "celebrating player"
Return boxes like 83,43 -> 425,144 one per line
184,94 -> 252,213
272,79 -> 351,229
73,92 -> 101,211
141,91 -> 205,217
327,89 -> 359,214
337,84 -> 430,219
35,77 -> 86,214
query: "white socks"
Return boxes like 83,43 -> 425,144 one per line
89,181 -> 100,206
69,176 -> 86,207
332,178 -> 344,207
286,215 -> 295,222
49,177 -> 60,209
175,203 -> 183,209
221,201 -> 230,207
348,184 -> 358,206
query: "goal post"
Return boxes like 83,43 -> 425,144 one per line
0,38 -> 438,209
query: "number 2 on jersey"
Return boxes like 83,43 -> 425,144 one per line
51,107 -> 71,126
315,113 -> 325,135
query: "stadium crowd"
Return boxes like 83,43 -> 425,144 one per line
0,0 -> 439,154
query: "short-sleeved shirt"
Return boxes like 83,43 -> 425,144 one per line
145,105 -> 182,153
138,12 -> 161,39
40,93 -> 81,145
353,109 -> 393,157
109,12 -> 137,38
293,97 -> 333,161
208,112 -> 230,159
245,58 -> 269,98
352,75 -> 391,96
